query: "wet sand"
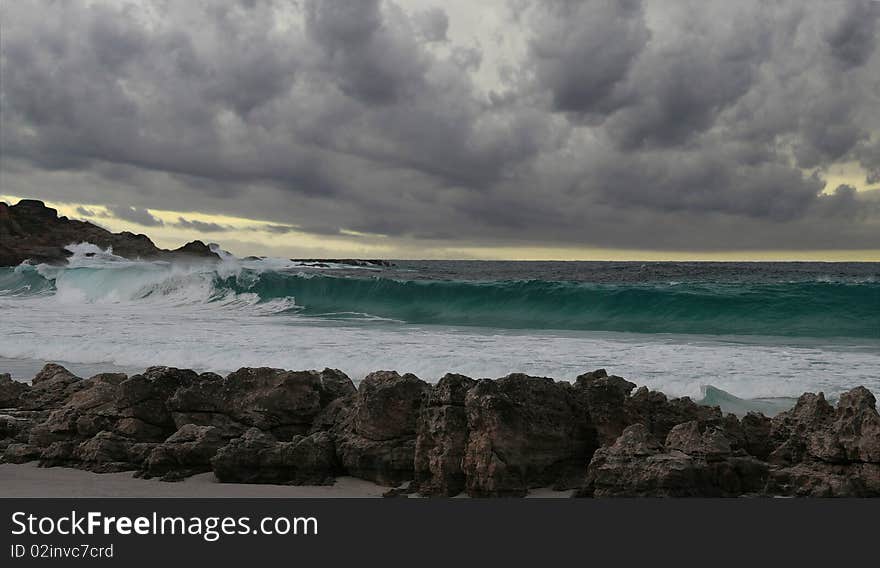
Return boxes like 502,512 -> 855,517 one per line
0,462 -> 387,498
0,462 -> 575,498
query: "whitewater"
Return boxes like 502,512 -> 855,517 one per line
1,243 -> 878,407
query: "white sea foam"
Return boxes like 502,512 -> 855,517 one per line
2,284 -> 878,400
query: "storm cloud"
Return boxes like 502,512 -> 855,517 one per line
1,0 -> 878,254
106,205 -> 164,227
173,217 -> 231,233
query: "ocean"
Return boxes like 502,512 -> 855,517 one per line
1,243 -> 878,411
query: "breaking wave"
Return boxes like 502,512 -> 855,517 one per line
1,244 -> 878,338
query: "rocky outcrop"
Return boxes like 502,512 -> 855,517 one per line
211,428 -> 338,484
0,199 -> 220,266
1,362 -> 878,497
169,367 -> 356,438
462,374 -> 595,496
764,387 -> 880,496
585,423 -> 769,497
414,373 -> 475,496
335,371 -> 430,485
143,425 -> 227,481
0,374 -> 29,408
17,364 -> 86,411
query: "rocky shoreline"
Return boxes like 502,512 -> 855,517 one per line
2,365 -> 877,497
0,199 -> 220,266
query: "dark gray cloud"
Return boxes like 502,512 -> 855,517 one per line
173,217 -> 230,233
1,0 -> 878,254
106,205 -> 164,227
530,0 -> 650,117
260,224 -> 300,234
413,7 -> 449,43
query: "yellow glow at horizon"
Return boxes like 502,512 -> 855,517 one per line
2,194 -> 878,261
820,161 -> 879,194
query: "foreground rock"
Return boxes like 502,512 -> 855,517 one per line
763,387 -> 880,496
1,363 -> 877,497
585,423 -> 768,497
0,374 -> 29,408
211,429 -> 337,484
334,371 -> 429,485
461,374 -> 594,496
0,199 -> 220,266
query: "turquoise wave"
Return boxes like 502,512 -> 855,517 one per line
241,271 -> 878,338
2,265 -> 878,338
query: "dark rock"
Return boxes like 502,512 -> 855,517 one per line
573,370 -> 636,446
584,423 -> 768,497
665,421 -> 733,460
73,431 -> 139,472
0,373 -> 28,407
116,367 -> 197,439
414,373 -> 476,496
38,440 -> 80,467
3,442 -> 42,464
28,372 -> 126,448
169,367 -> 355,438
740,412 -> 773,460
290,258 -> 395,268
767,462 -> 880,497
0,199 -> 221,266
212,428 -> 338,484
18,364 -> 85,410
0,410 -> 44,444
336,371 -> 430,486
768,387 -> 880,466
144,425 -> 226,480
762,387 -> 880,496
626,387 -> 723,442
462,374 -> 594,497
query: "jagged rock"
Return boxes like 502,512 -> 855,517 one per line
212,428 -> 338,484
169,367 -> 355,438
740,412 -> 773,460
665,421 -> 732,460
584,423 -> 768,497
0,373 -> 28,407
572,369 -> 636,446
336,371 -> 430,486
767,462 -> 880,497
0,199 -> 220,266
462,374 -> 594,497
761,387 -> 880,496
72,431 -> 140,472
3,443 -> 42,463
627,387 -> 724,442
3,361 -> 878,497
28,372 -> 126,448
309,396 -> 353,434
143,425 -> 226,480
114,417 -> 168,441
17,364 -> 85,410
38,441 -> 80,467
0,410 -> 44,447
769,387 -> 880,466
414,373 -> 476,496
817,387 -> 880,463
116,367 -> 198,438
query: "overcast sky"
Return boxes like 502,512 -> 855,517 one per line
2,0 -> 879,259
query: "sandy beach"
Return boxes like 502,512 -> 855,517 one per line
0,462 -> 389,498
0,462 -> 575,498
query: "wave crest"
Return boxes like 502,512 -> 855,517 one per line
1,247 -> 878,337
